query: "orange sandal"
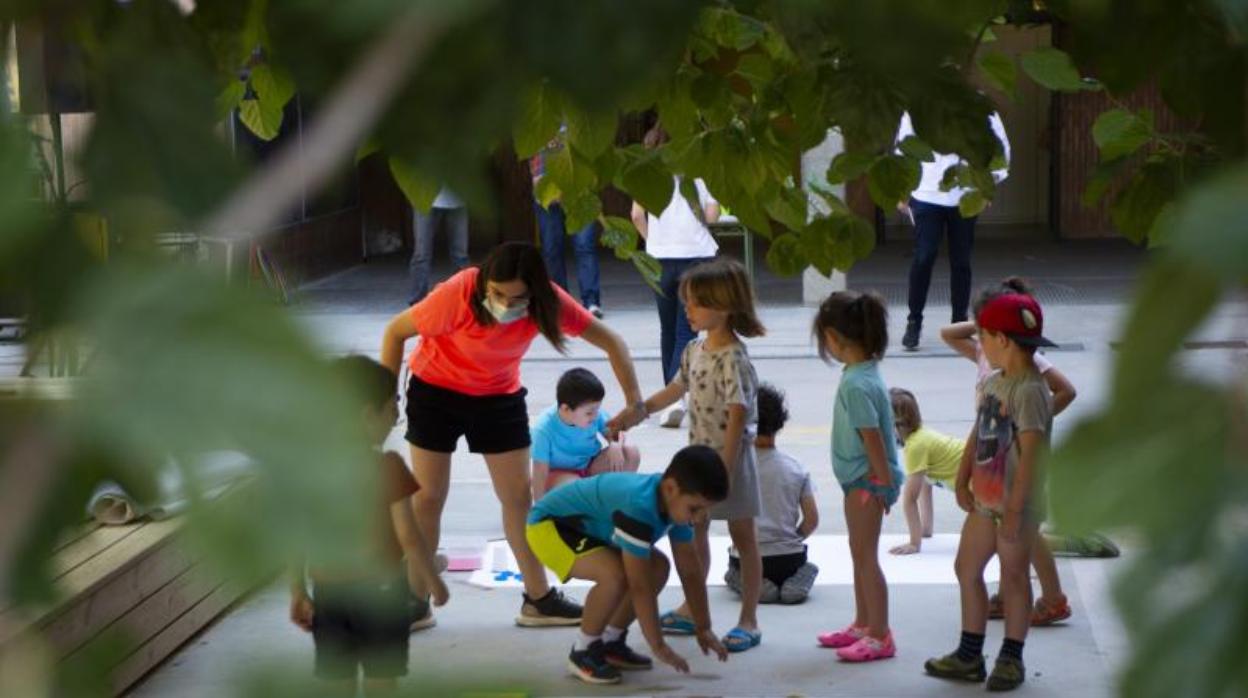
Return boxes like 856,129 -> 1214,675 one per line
1031,594 -> 1072,626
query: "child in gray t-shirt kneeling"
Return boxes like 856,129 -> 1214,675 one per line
725,383 -> 820,604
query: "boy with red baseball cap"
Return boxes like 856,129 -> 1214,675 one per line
924,291 -> 1056,692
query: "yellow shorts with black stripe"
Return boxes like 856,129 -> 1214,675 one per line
526,519 -> 609,583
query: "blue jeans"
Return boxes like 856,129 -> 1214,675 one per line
408,206 -> 469,304
535,202 -> 600,307
907,198 -> 978,324
655,256 -> 714,384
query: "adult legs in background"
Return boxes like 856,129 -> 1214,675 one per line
946,208 -> 978,323
536,202 -> 569,290
571,221 -> 601,310
446,206 -> 471,274
903,200 -> 947,349
407,208 -> 441,304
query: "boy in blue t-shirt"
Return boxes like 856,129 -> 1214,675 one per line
526,445 -> 731,685
531,368 -> 641,500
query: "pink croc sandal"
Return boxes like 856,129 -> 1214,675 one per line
836,633 -> 896,662
817,624 -> 866,649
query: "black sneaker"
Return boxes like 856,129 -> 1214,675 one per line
603,631 -> 653,670
516,587 -> 583,627
902,321 -> 921,351
924,650 -> 987,682
568,641 -> 622,684
409,595 -> 436,633
987,655 -> 1025,692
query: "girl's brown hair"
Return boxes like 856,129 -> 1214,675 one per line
679,258 -> 765,338
812,290 -> 888,361
889,387 -> 922,439
471,242 -> 568,353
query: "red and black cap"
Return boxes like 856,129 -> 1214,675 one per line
976,293 -> 1057,348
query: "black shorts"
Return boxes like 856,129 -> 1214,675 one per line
729,547 -> 808,588
404,375 -> 530,454
312,576 -> 409,680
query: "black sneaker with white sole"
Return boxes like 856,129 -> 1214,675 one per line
902,320 -> 921,351
568,641 -> 622,684
602,631 -> 653,670
516,587 -> 583,627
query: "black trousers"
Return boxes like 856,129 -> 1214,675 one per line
907,198 -> 978,325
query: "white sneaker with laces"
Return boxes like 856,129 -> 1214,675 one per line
659,405 -> 685,429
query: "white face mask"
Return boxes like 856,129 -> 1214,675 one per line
485,296 -> 529,324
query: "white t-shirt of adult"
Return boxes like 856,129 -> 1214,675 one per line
644,177 -> 719,260
896,111 -> 1011,207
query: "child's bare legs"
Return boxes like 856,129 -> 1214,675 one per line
955,512 -> 999,633
587,443 -> 641,475
726,517 -> 760,632
1030,533 -> 1064,604
671,519 -> 711,618
546,470 -> 581,493
844,493 -> 889,639
569,549 -> 629,636
999,522 -> 1039,642
608,551 -> 671,629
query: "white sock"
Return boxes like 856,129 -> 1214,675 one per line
602,625 -> 625,643
576,632 -> 601,651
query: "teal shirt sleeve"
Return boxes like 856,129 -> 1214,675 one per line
531,419 -> 553,463
667,523 -> 694,545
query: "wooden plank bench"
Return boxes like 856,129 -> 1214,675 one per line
0,483 -> 265,695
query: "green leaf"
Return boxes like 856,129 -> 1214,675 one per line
599,215 -> 640,260
827,151 -> 878,185
561,191 -> 602,234
656,73 -> 699,139
867,155 -> 920,210
534,176 -> 562,209
547,145 -> 598,200
1092,108 -> 1154,162
897,136 -> 935,163
238,98 -> 284,141
1165,164 -> 1248,279
958,190 -> 988,218
618,147 -> 675,214
214,80 -> 247,120
565,106 -> 618,158
513,83 -> 564,159
354,138 -> 380,164
249,63 -> 296,109
629,250 -> 662,292
798,213 -> 875,276
1020,47 -> 1100,92
763,186 -> 809,232
977,50 -> 1018,98
1110,160 -> 1179,244
1082,157 -> 1132,207
388,156 -> 440,212
765,233 -> 806,276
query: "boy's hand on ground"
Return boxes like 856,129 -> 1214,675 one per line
289,595 -> 314,632
956,485 -> 974,513
654,643 -> 690,673
429,576 -> 450,606
889,542 -> 920,555
696,628 -> 729,661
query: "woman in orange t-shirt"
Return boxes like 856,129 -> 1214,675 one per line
380,242 -> 643,628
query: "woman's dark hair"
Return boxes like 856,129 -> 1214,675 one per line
663,445 -> 729,502
471,242 -> 567,353
971,275 -> 1034,318
812,290 -> 889,361
679,258 -> 766,338
556,367 -> 605,410
756,383 -> 789,438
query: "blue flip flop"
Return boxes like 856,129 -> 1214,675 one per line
659,610 -> 696,635
723,626 -> 762,653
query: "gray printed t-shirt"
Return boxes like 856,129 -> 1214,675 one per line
753,448 -> 814,557
971,367 -> 1052,520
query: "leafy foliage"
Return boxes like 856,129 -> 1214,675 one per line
1,1 -> 1246,696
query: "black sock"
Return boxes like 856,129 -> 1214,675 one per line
956,631 -> 985,662
1000,638 -> 1024,662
